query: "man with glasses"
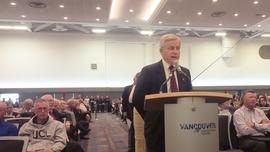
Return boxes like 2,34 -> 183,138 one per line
19,99 -> 68,152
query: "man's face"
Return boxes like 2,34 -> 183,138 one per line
35,102 -> 49,120
243,92 -> 257,109
41,95 -> 54,108
160,39 -> 181,65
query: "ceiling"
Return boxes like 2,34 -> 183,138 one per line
0,0 -> 270,37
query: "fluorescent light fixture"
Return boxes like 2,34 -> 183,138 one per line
59,5 -> 64,8
129,9 -> 134,13
92,28 -> 106,33
215,32 -> 227,37
261,34 -> 270,37
186,22 -> 190,25
234,13 -> 239,17
0,25 -> 30,31
109,0 -> 121,19
244,24 -> 248,27
158,21 -> 163,24
257,24 -> 261,27
212,0 -> 218,2
218,23 -> 223,26
96,18 -> 100,21
21,15 -> 26,18
140,30 -> 154,36
143,0 -> 162,21
63,17 -> 68,20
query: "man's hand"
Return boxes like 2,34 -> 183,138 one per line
43,149 -> 54,152
247,122 -> 255,128
259,119 -> 270,124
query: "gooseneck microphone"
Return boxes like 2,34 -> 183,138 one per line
159,72 -> 173,93
172,60 -> 191,82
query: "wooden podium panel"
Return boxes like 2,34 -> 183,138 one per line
145,91 -> 232,111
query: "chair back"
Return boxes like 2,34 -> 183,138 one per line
0,136 -> 29,152
5,117 -> 31,129
218,114 -> 231,150
230,115 -> 240,149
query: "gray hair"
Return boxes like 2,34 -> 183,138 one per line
160,34 -> 181,48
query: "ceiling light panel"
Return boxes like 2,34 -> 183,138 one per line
151,0 -> 270,28
0,0 -> 110,23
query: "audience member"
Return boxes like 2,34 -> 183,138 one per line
19,99 -> 68,152
234,90 -> 270,152
0,102 -> 18,136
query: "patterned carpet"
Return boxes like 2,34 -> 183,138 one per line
79,113 -> 129,152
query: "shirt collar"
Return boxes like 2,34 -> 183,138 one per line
243,105 -> 255,112
162,59 -> 171,70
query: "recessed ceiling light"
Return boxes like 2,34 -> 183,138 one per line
215,32 -> 227,37
257,24 -> 261,27
96,6 -> 101,10
21,15 -> 26,18
253,1 -> 259,5
10,2 -> 16,6
234,13 -> 239,17
186,22 -> 190,25
125,20 -> 129,23
197,12 -> 202,15
158,21 -> 163,24
63,17 -> 68,20
212,0 -> 218,3
261,34 -> 270,37
0,25 -> 30,31
244,24 -> 248,27
96,18 -> 100,21
59,5 -> 64,8
92,28 -> 106,34
166,10 -> 172,14
218,23 -> 223,26
129,9 -> 134,13
262,14 -> 267,18
140,30 -> 154,36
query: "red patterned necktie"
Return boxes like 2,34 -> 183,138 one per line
169,66 -> 179,92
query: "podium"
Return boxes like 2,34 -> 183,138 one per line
145,91 -> 232,152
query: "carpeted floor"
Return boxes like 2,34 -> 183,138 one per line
79,113 -> 129,152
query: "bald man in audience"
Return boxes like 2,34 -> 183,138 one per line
0,102 -> 18,136
234,90 -> 270,152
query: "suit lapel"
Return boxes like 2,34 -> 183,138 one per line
156,60 -> 167,92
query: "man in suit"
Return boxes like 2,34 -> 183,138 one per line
122,73 -> 140,152
133,34 -> 192,152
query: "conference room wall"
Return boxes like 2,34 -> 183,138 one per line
0,32 -> 158,89
0,32 -> 270,90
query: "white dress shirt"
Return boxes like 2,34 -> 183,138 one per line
233,105 -> 270,137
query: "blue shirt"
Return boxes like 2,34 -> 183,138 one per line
0,120 -> 18,136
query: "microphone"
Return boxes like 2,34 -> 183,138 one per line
172,60 -> 191,82
159,72 -> 173,93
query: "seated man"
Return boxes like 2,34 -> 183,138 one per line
19,99 -> 68,152
234,90 -> 270,152
0,102 -> 18,136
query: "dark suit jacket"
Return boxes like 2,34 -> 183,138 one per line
133,60 -> 192,152
122,85 -> 134,121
